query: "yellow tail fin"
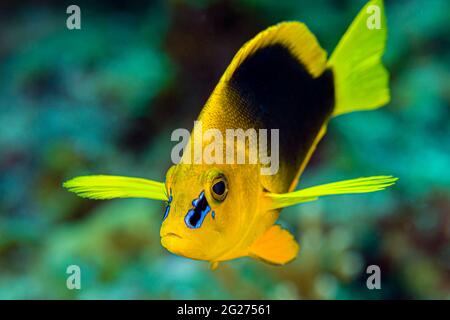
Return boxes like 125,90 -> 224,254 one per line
63,175 -> 168,201
266,175 -> 398,210
327,0 -> 390,116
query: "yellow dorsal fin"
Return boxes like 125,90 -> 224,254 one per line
249,225 -> 299,265
63,175 -> 168,201
265,175 -> 398,210
221,21 -> 327,81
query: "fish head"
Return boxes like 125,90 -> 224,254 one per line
160,163 -> 261,261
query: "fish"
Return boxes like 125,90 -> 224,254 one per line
64,0 -> 397,269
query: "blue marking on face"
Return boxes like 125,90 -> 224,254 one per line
184,191 -> 212,229
163,189 -> 173,221
212,211 -> 215,219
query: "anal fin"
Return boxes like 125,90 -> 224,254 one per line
249,225 -> 299,265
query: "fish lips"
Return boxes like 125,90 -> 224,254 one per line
161,232 -> 183,240
160,232 -> 184,254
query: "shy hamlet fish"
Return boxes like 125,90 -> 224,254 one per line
64,0 -> 397,269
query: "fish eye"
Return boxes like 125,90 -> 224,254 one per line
211,175 -> 228,201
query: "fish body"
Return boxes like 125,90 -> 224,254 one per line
64,0 -> 397,268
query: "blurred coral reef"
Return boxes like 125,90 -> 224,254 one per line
0,0 -> 449,299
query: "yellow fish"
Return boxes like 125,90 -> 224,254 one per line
64,0 -> 397,269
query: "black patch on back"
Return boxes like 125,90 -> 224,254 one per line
227,44 -> 335,192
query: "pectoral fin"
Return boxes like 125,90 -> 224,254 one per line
265,175 -> 398,210
63,175 -> 168,201
249,225 -> 299,265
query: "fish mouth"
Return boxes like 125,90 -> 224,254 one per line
161,232 -> 183,239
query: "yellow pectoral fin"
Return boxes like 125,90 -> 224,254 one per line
63,175 -> 168,201
266,175 -> 398,210
249,225 -> 299,265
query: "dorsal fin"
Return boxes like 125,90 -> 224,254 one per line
199,22 -> 334,194
221,22 -> 327,81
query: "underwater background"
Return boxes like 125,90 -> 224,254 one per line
0,0 -> 449,299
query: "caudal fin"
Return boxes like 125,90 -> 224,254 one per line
327,0 -> 390,117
